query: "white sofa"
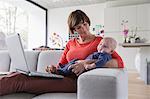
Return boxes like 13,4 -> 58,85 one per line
0,50 -> 128,99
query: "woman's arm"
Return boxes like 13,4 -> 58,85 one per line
70,58 -> 118,76
70,61 -> 86,76
84,58 -> 118,69
58,45 -> 70,66
68,51 -> 124,75
69,59 -> 95,76
111,51 -> 124,68
104,59 -> 118,68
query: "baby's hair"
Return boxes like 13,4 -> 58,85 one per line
102,37 -> 117,51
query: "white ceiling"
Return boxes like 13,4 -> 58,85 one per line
31,0 -> 114,9
31,0 -> 150,9
2,0 -> 150,9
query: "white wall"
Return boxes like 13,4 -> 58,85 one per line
26,4 -> 46,49
104,3 -> 150,70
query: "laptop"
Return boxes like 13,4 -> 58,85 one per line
6,33 -> 64,79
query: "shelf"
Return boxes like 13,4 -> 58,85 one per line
33,48 -> 64,51
119,43 -> 150,47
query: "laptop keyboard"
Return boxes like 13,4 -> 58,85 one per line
29,71 -> 64,79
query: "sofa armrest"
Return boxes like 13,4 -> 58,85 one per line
77,68 -> 128,99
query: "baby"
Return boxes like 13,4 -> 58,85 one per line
46,37 -> 117,76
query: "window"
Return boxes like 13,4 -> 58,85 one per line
0,1 -> 46,50
0,1 -> 28,49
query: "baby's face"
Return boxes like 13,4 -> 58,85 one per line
97,39 -> 113,54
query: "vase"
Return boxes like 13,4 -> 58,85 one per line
130,38 -> 135,43
124,37 -> 127,43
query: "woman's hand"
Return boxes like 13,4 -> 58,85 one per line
104,59 -> 118,68
69,61 -> 86,76
84,63 -> 96,70
45,65 -> 57,74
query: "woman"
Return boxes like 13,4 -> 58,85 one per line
0,10 -> 124,96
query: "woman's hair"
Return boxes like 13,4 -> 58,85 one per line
68,10 -> 90,34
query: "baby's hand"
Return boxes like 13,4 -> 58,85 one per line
45,65 -> 57,74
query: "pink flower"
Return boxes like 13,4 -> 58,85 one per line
123,29 -> 128,37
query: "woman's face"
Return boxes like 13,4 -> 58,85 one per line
73,22 -> 90,37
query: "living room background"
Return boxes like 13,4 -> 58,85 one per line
48,2 -> 150,71
1,0 -> 150,70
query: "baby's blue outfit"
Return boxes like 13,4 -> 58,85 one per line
57,52 -> 112,75
86,52 -> 112,68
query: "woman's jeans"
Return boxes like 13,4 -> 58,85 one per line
0,72 -> 77,95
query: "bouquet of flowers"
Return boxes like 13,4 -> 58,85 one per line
123,29 -> 129,43
121,20 -> 129,43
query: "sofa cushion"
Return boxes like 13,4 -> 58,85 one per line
0,93 -> 35,99
10,51 -> 40,72
33,93 -> 76,99
0,51 -> 10,72
37,50 -> 63,73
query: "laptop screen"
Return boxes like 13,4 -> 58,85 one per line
6,33 -> 30,72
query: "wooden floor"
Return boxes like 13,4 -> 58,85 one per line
128,70 -> 150,99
